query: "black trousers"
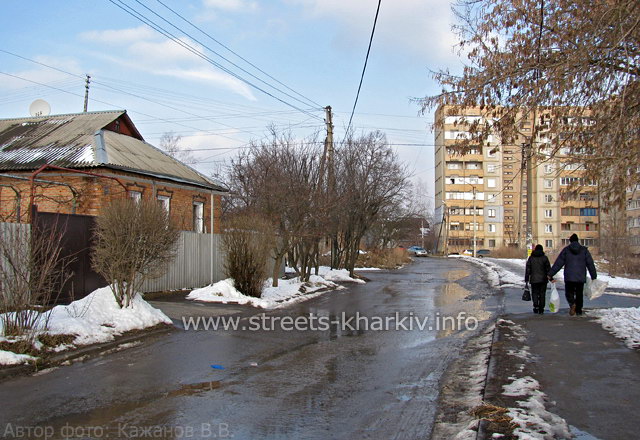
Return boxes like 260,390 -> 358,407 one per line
531,282 -> 547,311
564,281 -> 585,313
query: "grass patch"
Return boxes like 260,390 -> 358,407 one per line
471,403 -> 518,438
38,333 -> 76,349
0,338 -> 38,356
357,248 -> 411,269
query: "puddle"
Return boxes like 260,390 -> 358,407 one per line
570,425 -> 602,440
165,380 -> 222,398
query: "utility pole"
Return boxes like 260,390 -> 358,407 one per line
472,186 -> 477,257
83,74 -> 91,113
322,106 -> 338,268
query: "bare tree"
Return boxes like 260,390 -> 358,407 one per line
160,131 -> 196,165
420,0 -> 640,205
92,199 -> 180,308
0,221 -> 74,336
227,130 -> 326,285
332,131 -> 411,275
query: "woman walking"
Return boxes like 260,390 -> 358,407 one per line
525,244 -> 551,314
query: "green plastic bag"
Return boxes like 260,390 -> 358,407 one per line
549,284 -> 560,313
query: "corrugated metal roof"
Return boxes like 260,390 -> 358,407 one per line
0,111 -> 227,191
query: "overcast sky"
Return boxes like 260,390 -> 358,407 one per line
0,0 -> 464,206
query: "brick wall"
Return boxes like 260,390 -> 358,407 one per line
0,168 -> 223,233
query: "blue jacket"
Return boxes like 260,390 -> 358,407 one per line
549,241 -> 597,283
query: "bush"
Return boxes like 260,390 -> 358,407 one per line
489,246 -> 527,259
357,248 -> 411,269
0,221 -> 73,337
222,215 -> 274,298
92,199 -> 180,308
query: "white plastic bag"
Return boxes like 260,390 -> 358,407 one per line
585,278 -> 608,300
549,284 -> 560,313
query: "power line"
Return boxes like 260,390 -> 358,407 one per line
345,0 -> 382,136
153,0 -> 323,109
107,0 -> 323,121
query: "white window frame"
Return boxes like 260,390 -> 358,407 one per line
157,195 -> 171,213
193,202 -> 204,233
129,190 -> 142,203
544,224 -> 553,233
545,209 -> 553,218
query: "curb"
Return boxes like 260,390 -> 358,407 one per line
0,324 -> 175,382
476,318 -> 501,440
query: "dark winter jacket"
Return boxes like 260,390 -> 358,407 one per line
549,242 -> 597,283
525,248 -> 551,284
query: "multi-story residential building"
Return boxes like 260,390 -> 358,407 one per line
434,104 -> 601,255
627,185 -> 640,256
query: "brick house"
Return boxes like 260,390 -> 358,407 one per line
0,110 -> 228,231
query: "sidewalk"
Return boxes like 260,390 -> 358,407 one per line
481,286 -> 640,439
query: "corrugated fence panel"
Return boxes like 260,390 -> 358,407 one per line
140,232 -> 226,293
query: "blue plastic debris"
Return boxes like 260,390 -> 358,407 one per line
210,364 -> 225,370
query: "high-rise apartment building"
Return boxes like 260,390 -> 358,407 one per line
434,104 -> 601,254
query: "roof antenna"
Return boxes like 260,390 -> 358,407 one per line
83,74 -> 91,112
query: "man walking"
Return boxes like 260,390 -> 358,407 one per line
548,233 -> 597,316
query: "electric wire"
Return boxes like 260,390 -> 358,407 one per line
107,0 -> 323,121
345,0 -> 382,136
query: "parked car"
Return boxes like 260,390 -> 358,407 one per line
462,249 -> 491,258
407,246 -> 428,257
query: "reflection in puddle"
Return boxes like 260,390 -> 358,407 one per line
436,270 -> 491,337
166,381 -> 222,398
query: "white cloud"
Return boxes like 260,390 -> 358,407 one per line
289,0 -> 460,65
0,56 -> 83,91
203,0 -> 258,13
79,26 -> 256,100
80,26 -> 157,45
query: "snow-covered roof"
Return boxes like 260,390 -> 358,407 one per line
0,110 -> 227,192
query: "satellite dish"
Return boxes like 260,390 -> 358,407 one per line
29,99 -> 51,117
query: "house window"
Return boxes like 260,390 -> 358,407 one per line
545,209 -> 553,218
129,190 -> 142,203
488,208 -> 496,218
193,202 -> 204,233
488,224 -> 496,232
545,240 -> 553,248
545,224 -> 553,233
157,195 -> 170,213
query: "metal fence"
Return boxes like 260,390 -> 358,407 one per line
140,231 -> 226,293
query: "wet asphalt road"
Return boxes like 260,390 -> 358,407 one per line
0,258 -> 498,440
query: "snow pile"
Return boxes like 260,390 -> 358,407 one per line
285,266 -> 367,283
589,306 -> 640,349
503,375 -> 572,439
471,257 -> 640,294
0,350 -> 37,366
454,256 -> 524,288
187,275 -> 343,309
45,287 -> 172,346
0,287 -> 171,365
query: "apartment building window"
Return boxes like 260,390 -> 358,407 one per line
544,179 -> 553,189
447,162 -> 462,170
487,193 -> 498,202
157,195 -> 170,213
544,164 -> 553,174
489,239 -> 496,247
487,148 -> 497,158
544,224 -> 553,233
487,164 -> 497,173
627,199 -> 640,210
545,240 -> 553,248
544,194 -> 554,203
580,207 -> 597,216
487,178 -> 496,188
488,224 -> 496,232
193,202 -> 204,233
561,177 -> 580,186
466,162 -> 481,170
545,209 -> 553,218
488,208 -> 496,218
